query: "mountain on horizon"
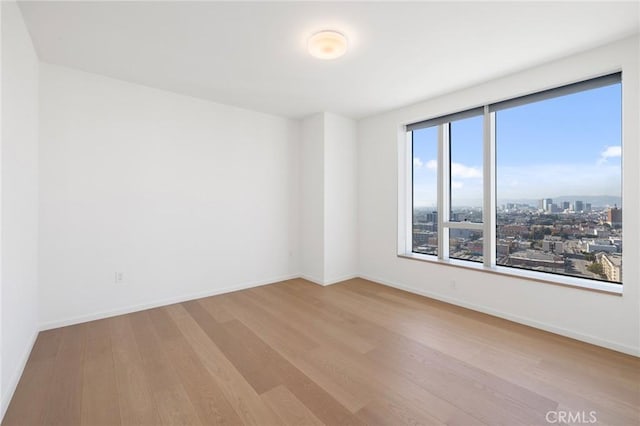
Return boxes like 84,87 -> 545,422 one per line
415,195 -> 622,210
498,195 -> 622,207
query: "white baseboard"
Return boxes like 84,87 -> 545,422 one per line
324,274 -> 358,286
300,273 -> 358,286
39,273 -> 300,331
359,273 -> 640,357
300,274 -> 324,286
1,329 -> 39,420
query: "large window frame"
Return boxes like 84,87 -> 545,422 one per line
399,72 -> 623,295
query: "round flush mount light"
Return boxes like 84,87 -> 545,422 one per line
307,30 -> 348,60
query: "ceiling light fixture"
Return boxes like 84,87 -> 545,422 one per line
307,30 -> 348,60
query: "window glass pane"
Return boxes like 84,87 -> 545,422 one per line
450,230 -> 483,263
496,83 -> 622,284
412,126 -> 438,256
450,115 -> 483,223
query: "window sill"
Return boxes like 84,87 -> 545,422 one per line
397,252 -> 623,295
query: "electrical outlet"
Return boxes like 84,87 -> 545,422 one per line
115,272 -> 125,284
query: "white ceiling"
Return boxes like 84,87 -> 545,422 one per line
18,1 -> 640,119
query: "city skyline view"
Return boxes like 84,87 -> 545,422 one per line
412,194 -> 622,211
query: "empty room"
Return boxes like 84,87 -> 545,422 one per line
1,1 -> 639,425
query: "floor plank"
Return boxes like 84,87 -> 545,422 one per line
109,315 -> 161,426
81,319 -> 121,426
128,310 -> 202,426
147,307 -> 243,425
41,324 -> 86,426
250,284 -> 377,354
164,303 -> 283,426
198,295 -> 237,323
183,300 -> 282,394
261,385 -> 325,426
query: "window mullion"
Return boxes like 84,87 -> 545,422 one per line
403,130 -> 413,254
438,123 -> 450,260
483,106 -> 496,267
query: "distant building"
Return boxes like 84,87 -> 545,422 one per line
515,240 -> 532,250
562,201 -> 571,210
414,222 -> 436,232
499,224 -> 529,237
607,206 -> 622,227
545,203 -> 561,213
426,211 -> 438,223
450,228 -> 474,239
598,253 -> 622,282
586,241 -> 618,253
508,250 -> 564,272
413,231 -> 429,246
542,236 -> 564,254
542,198 -> 553,212
585,203 -> 592,212
497,243 -> 510,256
609,237 -> 622,253
467,240 -> 483,255
574,200 -> 584,212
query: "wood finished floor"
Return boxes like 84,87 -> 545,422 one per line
4,278 -> 639,426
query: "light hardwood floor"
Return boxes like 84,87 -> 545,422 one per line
3,278 -> 639,425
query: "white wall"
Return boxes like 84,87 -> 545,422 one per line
300,112 -> 358,285
324,113 -> 357,283
357,36 -> 640,356
39,63 -> 300,328
300,113 -> 325,283
1,1 -> 40,416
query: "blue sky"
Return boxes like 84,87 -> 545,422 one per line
413,83 -> 622,207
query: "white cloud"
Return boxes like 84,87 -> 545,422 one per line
451,180 -> 464,189
415,159 -> 482,181
451,162 -> 482,179
601,146 -> 622,158
598,145 -> 621,165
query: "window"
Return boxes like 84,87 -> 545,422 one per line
412,126 -> 439,255
406,73 -> 623,289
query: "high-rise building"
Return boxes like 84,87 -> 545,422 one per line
574,200 -> 584,212
599,253 -> 622,282
607,206 -> 622,227
562,201 -> 570,210
585,203 -> 592,212
543,198 -> 553,212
